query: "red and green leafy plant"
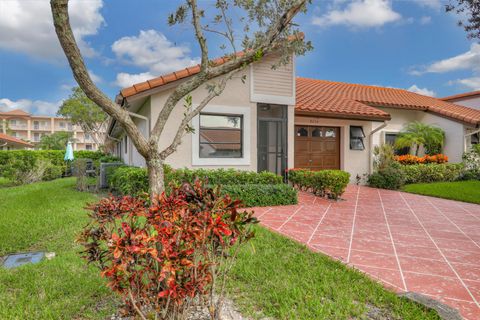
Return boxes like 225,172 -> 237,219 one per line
78,181 -> 257,320
394,154 -> 448,165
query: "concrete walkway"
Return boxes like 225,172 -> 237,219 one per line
253,185 -> 480,320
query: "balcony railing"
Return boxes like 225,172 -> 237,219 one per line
9,124 -> 28,129
32,125 -> 50,131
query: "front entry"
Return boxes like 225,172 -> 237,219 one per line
294,126 -> 340,170
257,104 -> 288,177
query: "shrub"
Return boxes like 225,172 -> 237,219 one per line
367,163 -> 406,190
167,167 -> 283,185
288,169 -> 350,200
221,184 -> 297,207
394,154 -> 448,165
42,164 -> 64,181
0,150 -> 119,183
462,145 -> 480,180
109,165 -> 296,206
400,163 -> 463,184
373,144 -> 395,171
78,182 -> 257,319
109,166 -> 148,196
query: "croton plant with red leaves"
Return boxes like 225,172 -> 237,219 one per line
78,181 -> 257,319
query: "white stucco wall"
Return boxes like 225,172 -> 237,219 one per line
372,107 -> 469,163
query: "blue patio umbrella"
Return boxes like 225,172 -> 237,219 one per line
64,142 -> 74,176
64,142 -> 74,161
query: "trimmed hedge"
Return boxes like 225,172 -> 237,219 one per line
109,165 -> 297,207
221,184 -> 297,207
368,165 -> 406,190
287,169 -> 350,200
166,167 -> 283,185
400,163 -> 463,184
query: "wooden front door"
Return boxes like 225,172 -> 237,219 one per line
294,126 -> 340,170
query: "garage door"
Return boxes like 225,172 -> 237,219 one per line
294,126 -> 340,170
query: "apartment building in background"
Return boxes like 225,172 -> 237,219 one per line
0,109 -> 104,151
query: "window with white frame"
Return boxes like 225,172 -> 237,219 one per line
199,113 -> 243,158
350,126 -> 365,150
192,105 -> 251,166
86,144 -> 93,150
59,121 -> 66,129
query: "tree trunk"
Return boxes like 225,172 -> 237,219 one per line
415,144 -> 420,156
146,157 -> 165,200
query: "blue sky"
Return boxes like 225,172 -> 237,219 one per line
0,0 -> 478,115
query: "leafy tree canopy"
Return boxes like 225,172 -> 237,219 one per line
38,132 -> 74,150
57,87 -> 107,131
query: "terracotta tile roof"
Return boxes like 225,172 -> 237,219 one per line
118,33 -> 305,100
0,109 -> 31,117
0,133 -> 33,147
296,78 -> 480,125
119,54 -> 247,99
441,90 -> 480,102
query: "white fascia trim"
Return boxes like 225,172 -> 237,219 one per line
249,55 -> 296,106
191,105 -> 251,166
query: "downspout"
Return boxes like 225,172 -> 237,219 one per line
369,121 -> 388,174
464,126 -> 480,152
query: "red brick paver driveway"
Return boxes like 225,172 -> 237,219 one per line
253,185 -> 480,320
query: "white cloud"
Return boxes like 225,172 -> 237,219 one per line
88,70 -> 103,84
0,0 -> 104,60
0,98 -> 61,116
407,85 -> 436,97
312,0 -> 402,28
411,43 -> 480,75
449,77 -> 480,90
420,16 -> 432,25
415,0 -> 443,10
115,72 -> 156,88
112,30 -> 199,87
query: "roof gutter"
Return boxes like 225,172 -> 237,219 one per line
369,121 -> 388,174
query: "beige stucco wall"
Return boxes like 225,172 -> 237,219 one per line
294,116 -> 374,181
129,54 -> 296,171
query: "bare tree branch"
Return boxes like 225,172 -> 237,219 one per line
150,0 -> 306,144
50,0 -> 150,157
188,0 -> 209,71
160,71 -> 236,159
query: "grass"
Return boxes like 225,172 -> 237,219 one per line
227,227 -> 440,320
402,180 -> 480,204
0,178 -> 117,319
0,179 -> 439,319
0,177 -> 12,187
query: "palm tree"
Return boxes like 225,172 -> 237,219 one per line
395,122 -> 445,156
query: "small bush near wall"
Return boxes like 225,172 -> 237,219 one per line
461,145 -> 480,180
109,166 -> 148,196
288,169 -> 350,200
400,163 -> 463,184
368,163 -> 406,190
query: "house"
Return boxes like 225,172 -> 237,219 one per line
441,90 -> 480,146
0,132 -> 34,150
442,90 -> 480,110
0,109 -> 105,151
107,53 -> 480,181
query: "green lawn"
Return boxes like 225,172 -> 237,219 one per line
0,179 -> 439,319
402,180 -> 480,204
0,177 -> 12,188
